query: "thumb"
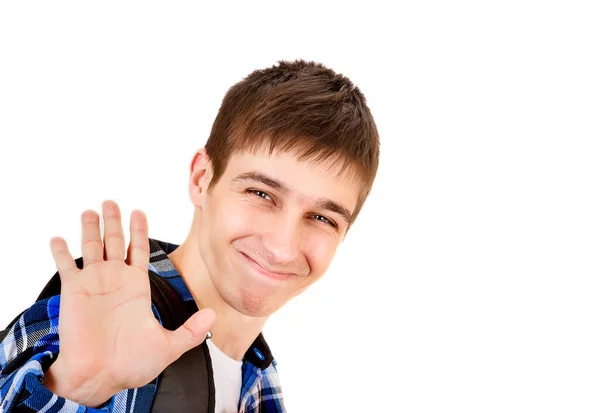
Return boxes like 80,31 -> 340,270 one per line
167,308 -> 216,361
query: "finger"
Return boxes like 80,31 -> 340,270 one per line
81,210 -> 103,266
167,308 -> 216,361
126,209 -> 150,271
102,200 -> 126,261
50,237 -> 78,281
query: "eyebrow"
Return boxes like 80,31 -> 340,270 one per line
233,171 -> 353,226
234,171 -> 291,195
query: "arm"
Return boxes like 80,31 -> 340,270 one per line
0,296 -> 118,412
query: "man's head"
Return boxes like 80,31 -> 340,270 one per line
188,60 -> 379,317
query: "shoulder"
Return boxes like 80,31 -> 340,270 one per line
0,295 -> 61,371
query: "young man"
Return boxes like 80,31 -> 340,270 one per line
0,60 -> 379,413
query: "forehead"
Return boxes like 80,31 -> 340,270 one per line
222,149 -> 361,211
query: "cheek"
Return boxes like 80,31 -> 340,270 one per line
208,197 -> 263,241
302,231 -> 339,275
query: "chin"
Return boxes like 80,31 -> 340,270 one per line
222,287 -> 284,317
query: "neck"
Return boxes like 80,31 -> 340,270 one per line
167,220 -> 267,362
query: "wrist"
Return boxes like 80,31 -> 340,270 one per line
44,357 -> 120,408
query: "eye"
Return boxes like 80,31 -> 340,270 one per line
312,214 -> 337,228
247,189 -> 272,202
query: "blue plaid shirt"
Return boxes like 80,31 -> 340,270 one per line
0,239 -> 286,412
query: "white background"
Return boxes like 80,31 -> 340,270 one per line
0,1 -> 599,412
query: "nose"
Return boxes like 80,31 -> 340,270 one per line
261,212 -> 302,266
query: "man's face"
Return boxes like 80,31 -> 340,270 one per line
194,149 -> 360,317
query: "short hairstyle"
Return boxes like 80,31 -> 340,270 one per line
205,59 -> 379,223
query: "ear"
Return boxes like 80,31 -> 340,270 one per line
188,147 -> 213,208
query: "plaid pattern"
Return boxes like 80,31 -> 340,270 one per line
0,239 -> 286,412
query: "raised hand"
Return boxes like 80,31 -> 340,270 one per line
44,200 -> 215,407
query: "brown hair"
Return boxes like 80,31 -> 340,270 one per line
205,59 -> 379,223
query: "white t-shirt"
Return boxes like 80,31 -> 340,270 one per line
206,338 -> 243,413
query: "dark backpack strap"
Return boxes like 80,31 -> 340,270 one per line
147,270 -> 215,413
35,257 -> 84,302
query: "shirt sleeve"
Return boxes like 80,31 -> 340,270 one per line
0,295 -> 117,412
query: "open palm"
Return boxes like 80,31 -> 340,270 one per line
47,201 -> 214,406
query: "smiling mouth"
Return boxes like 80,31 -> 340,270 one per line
239,252 -> 296,280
